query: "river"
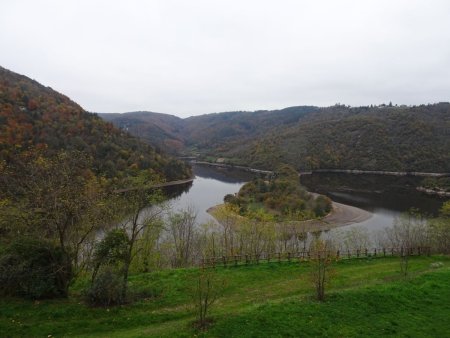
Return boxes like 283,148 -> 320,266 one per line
167,164 -> 446,236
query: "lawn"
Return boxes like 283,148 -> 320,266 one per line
0,255 -> 449,337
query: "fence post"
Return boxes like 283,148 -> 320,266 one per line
267,253 -> 271,263
245,254 -> 249,265
278,252 -> 281,263
356,249 -> 360,258
374,248 -> 377,257
391,248 -> 394,256
287,252 -> 291,263
383,248 -> 386,257
336,250 -> 340,260
222,256 -> 227,267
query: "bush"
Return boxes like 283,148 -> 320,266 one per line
314,195 -> 332,217
0,237 -> 71,299
85,269 -> 125,307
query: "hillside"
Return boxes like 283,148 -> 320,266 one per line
220,104 -> 450,172
100,106 -> 318,156
1,256 -> 449,337
101,111 -> 186,155
0,67 -> 191,181
100,103 -> 450,173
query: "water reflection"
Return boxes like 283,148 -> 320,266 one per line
166,166 -> 446,236
301,173 -> 444,233
166,164 -> 251,223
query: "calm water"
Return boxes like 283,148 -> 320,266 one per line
300,173 -> 444,232
167,164 -> 254,223
168,165 -> 446,233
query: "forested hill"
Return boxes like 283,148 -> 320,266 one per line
220,104 -> 450,172
101,111 -> 186,155
0,66 -> 191,181
101,106 -> 318,155
100,103 -> 450,173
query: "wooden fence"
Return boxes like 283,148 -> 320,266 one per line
200,246 -> 431,268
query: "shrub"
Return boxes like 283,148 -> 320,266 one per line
0,237 -> 70,299
84,269 -> 125,307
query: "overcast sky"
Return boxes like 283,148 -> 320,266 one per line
1,0 -> 450,117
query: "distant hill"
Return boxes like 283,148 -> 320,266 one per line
0,66 -> 191,181
100,103 -> 450,173
222,104 -> 450,172
101,111 -> 186,155
100,106 -> 318,155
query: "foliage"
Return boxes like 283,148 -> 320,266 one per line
0,237 -> 70,299
84,268 -> 125,307
91,229 -> 129,284
420,177 -> 450,192
0,149 -> 116,293
101,103 -> 450,173
214,104 -> 450,172
0,66 -> 191,182
113,188 -> 166,299
226,164 -> 331,221
101,106 -> 317,157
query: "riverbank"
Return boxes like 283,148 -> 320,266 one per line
191,160 -> 273,175
207,198 -> 372,232
416,186 -> 450,197
191,160 -> 450,178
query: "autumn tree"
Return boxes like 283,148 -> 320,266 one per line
0,149 -> 112,296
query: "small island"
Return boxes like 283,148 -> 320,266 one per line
223,164 -> 332,222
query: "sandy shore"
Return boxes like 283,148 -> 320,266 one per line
207,199 -> 372,232
301,200 -> 372,231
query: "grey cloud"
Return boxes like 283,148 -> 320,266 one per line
1,0 -> 449,117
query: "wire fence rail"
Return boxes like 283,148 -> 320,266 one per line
200,246 -> 431,268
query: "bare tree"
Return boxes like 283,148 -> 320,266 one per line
309,238 -> 336,301
385,209 -> 429,276
429,201 -> 450,254
167,207 -> 197,267
190,267 -> 225,330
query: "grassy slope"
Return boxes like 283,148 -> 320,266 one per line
1,256 -> 449,337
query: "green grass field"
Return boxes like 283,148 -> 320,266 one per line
1,255 -> 449,337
